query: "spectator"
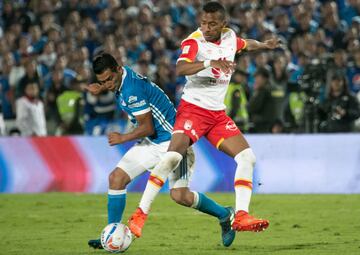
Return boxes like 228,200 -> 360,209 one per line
347,48 -> 360,94
248,68 -> 277,133
224,69 -> 250,132
0,0 -> 359,135
16,82 -> 47,136
37,41 -> 57,70
0,52 -> 16,119
44,69 -> 66,134
55,78 -> 84,135
270,54 -> 289,120
154,62 -> 176,103
319,72 -> 360,132
17,59 -> 41,98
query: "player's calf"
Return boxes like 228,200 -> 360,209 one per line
109,167 -> 131,190
170,188 -> 194,207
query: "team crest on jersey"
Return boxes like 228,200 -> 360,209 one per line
211,57 -> 231,78
211,67 -> 222,79
184,120 -> 193,130
225,121 -> 237,131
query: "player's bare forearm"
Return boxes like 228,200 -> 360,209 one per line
108,126 -> 154,146
176,61 -> 207,76
108,111 -> 155,145
244,38 -> 281,51
176,59 -> 235,76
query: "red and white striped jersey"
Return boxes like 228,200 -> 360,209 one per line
177,28 -> 246,110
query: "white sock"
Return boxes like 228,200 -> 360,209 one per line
234,148 -> 256,212
190,191 -> 199,208
139,151 -> 183,214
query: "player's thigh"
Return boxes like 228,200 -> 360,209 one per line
168,146 -> 195,189
172,100 -> 211,152
206,113 -> 249,157
219,133 -> 250,158
116,140 -> 162,180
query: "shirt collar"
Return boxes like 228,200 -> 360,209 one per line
115,66 -> 127,98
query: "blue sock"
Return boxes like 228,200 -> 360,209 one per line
107,189 -> 126,224
195,192 -> 229,220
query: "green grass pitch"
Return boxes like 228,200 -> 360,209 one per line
0,193 -> 360,255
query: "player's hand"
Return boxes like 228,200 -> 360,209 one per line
108,132 -> 124,146
210,60 -> 236,74
85,83 -> 104,95
264,38 -> 282,49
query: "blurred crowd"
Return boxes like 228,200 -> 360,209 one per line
0,0 -> 360,136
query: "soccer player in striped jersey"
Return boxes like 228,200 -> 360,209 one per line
87,52 -> 236,249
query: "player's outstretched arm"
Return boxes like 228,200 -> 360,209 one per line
244,38 -> 281,51
176,59 -> 235,76
107,111 -> 155,146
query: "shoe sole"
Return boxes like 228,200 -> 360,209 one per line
233,220 -> 270,232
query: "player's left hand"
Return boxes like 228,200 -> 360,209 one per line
108,132 -> 124,146
264,38 -> 282,49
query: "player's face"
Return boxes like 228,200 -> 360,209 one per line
96,67 -> 121,91
200,12 -> 226,42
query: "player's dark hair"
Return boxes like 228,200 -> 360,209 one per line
92,52 -> 119,74
203,1 -> 226,20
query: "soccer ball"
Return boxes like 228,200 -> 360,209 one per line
100,223 -> 133,253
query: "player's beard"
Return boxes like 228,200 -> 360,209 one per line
110,75 -> 122,92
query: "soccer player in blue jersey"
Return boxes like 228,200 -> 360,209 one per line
87,52 -> 236,249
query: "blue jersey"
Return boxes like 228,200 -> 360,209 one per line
115,66 -> 176,144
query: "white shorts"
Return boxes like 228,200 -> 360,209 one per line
117,139 -> 195,189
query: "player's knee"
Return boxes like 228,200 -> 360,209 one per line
108,168 -> 131,189
234,148 -> 256,166
170,189 -> 192,207
157,151 -> 183,176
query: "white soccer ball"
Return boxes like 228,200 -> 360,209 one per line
100,223 -> 133,253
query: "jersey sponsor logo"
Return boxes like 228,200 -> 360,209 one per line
128,95 -> 138,103
182,45 -> 190,54
184,120 -> 193,130
128,100 -> 146,108
225,121 -> 237,131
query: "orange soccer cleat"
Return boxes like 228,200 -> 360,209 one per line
232,210 -> 269,232
128,207 -> 148,238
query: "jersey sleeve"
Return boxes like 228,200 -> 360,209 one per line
177,39 -> 198,63
236,37 -> 247,52
125,89 -> 151,116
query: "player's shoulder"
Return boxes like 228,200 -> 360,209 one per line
181,29 -> 203,44
121,67 -> 137,94
221,27 -> 237,38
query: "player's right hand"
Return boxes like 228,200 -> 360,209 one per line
210,60 -> 236,74
85,83 -> 104,95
